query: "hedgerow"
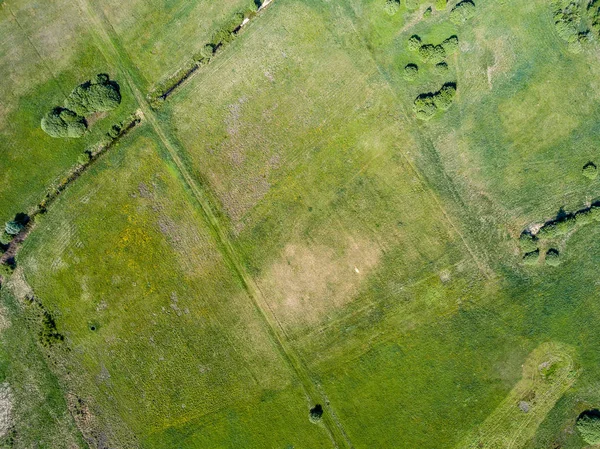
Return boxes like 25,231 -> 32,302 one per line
450,0 -> 476,24
41,108 -> 87,138
64,74 -> 121,116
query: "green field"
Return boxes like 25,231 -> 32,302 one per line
3,0 -> 600,447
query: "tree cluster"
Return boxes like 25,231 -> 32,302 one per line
41,74 -> 121,138
413,83 -> 457,120
577,411 -> 600,445
551,0 -> 600,52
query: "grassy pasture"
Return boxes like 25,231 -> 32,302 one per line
0,0 -> 137,225
18,127 -> 332,448
97,0 -> 256,88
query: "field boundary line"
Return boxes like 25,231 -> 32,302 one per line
74,0 -> 353,447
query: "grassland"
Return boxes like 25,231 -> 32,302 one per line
5,0 -> 600,447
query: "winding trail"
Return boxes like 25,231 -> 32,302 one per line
75,0 -> 352,447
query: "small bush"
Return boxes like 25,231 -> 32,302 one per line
583,162 -> 598,180
523,250 -> 540,265
41,107 -> 87,138
519,232 -> 538,253
435,0 -> 447,10
433,83 -> 456,110
545,248 -> 561,266
64,74 -> 121,116
384,0 -> 400,15
405,0 -> 419,10
413,94 -> 437,120
423,7 -> 432,18
408,35 -> 422,51
434,62 -> 449,74
450,0 -> 476,24
403,64 -> 419,81
577,410 -> 600,445
4,220 -> 24,236
442,36 -> 459,54
309,404 -> 324,423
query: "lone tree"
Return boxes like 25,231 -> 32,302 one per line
583,162 -> 598,180
309,404 -> 323,423
403,64 -> 419,81
545,248 -> 561,267
577,410 -> 600,445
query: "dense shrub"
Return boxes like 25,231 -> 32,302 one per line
589,206 -> 600,222
554,216 -> 577,235
583,162 -> 598,179
408,35 -> 422,51
450,0 -> 476,24
418,44 -> 446,63
403,64 -> 419,81
577,410 -> 600,445
519,232 -> 538,253
536,223 -> 558,239
442,36 -> 459,54
309,404 -> 324,423
211,12 -> 245,46
435,62 -> 449,74
575,209 -> 592,226
385,0 -> 400,15
64,74 -> 121,116
41,107 -> 87,138
545,249 -> 561,266
433,83 -> 456,110
413,94 -> 437,120
435,0 -> 447,10
4,220 -> 23,236
523,250 -> 540,265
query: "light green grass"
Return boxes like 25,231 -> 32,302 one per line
19,125 -> 332,448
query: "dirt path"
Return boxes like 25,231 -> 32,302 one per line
75,1 -> 352,447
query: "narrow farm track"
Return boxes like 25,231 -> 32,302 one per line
74,0 -> 353,447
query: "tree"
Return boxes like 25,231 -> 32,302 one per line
577,411 -> 600,445
413,94 -> 437,120
5,220 -> 23,236
64,75 -> 121,116
545,249 -> 561,266
442,36 -> 459,54
403,64 -> 419,81
385,0 -> 400,15
450,0 -> 476,24
309,404 -> 323,423
434,62 -> 449,74
41,107 -> 87,138
433,83 -> 457,110
583,162 -> 598,180
408,35 -> 422,51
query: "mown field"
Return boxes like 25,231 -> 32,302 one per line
5,0 -> 600,447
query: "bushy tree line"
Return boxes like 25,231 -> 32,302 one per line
41,74 -> 121,138
413,83 -> 457,120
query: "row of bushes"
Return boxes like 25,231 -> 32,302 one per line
148,3 -> 259,108
41,74 -> 121,138
413,83 -> 457,120
522,248 -> 561,266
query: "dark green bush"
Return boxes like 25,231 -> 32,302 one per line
41,107 -> 87,138
523,250 -> 540,266
519,232 -> 538,253
64,74 -> 121,116
309,404 -> 323,423
385,0 -> 400,15
450,0 -> 476,24
408,35 -> 422,51
433,83 -> 456,110
577,410 -> 600,445
413,94 -> 437,120
583,162 -> 598,179
403,64 -> 419,81
442,36 -> 459,54
545,248 -> 561,267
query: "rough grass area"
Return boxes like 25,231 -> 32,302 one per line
18,127 -> 332,448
